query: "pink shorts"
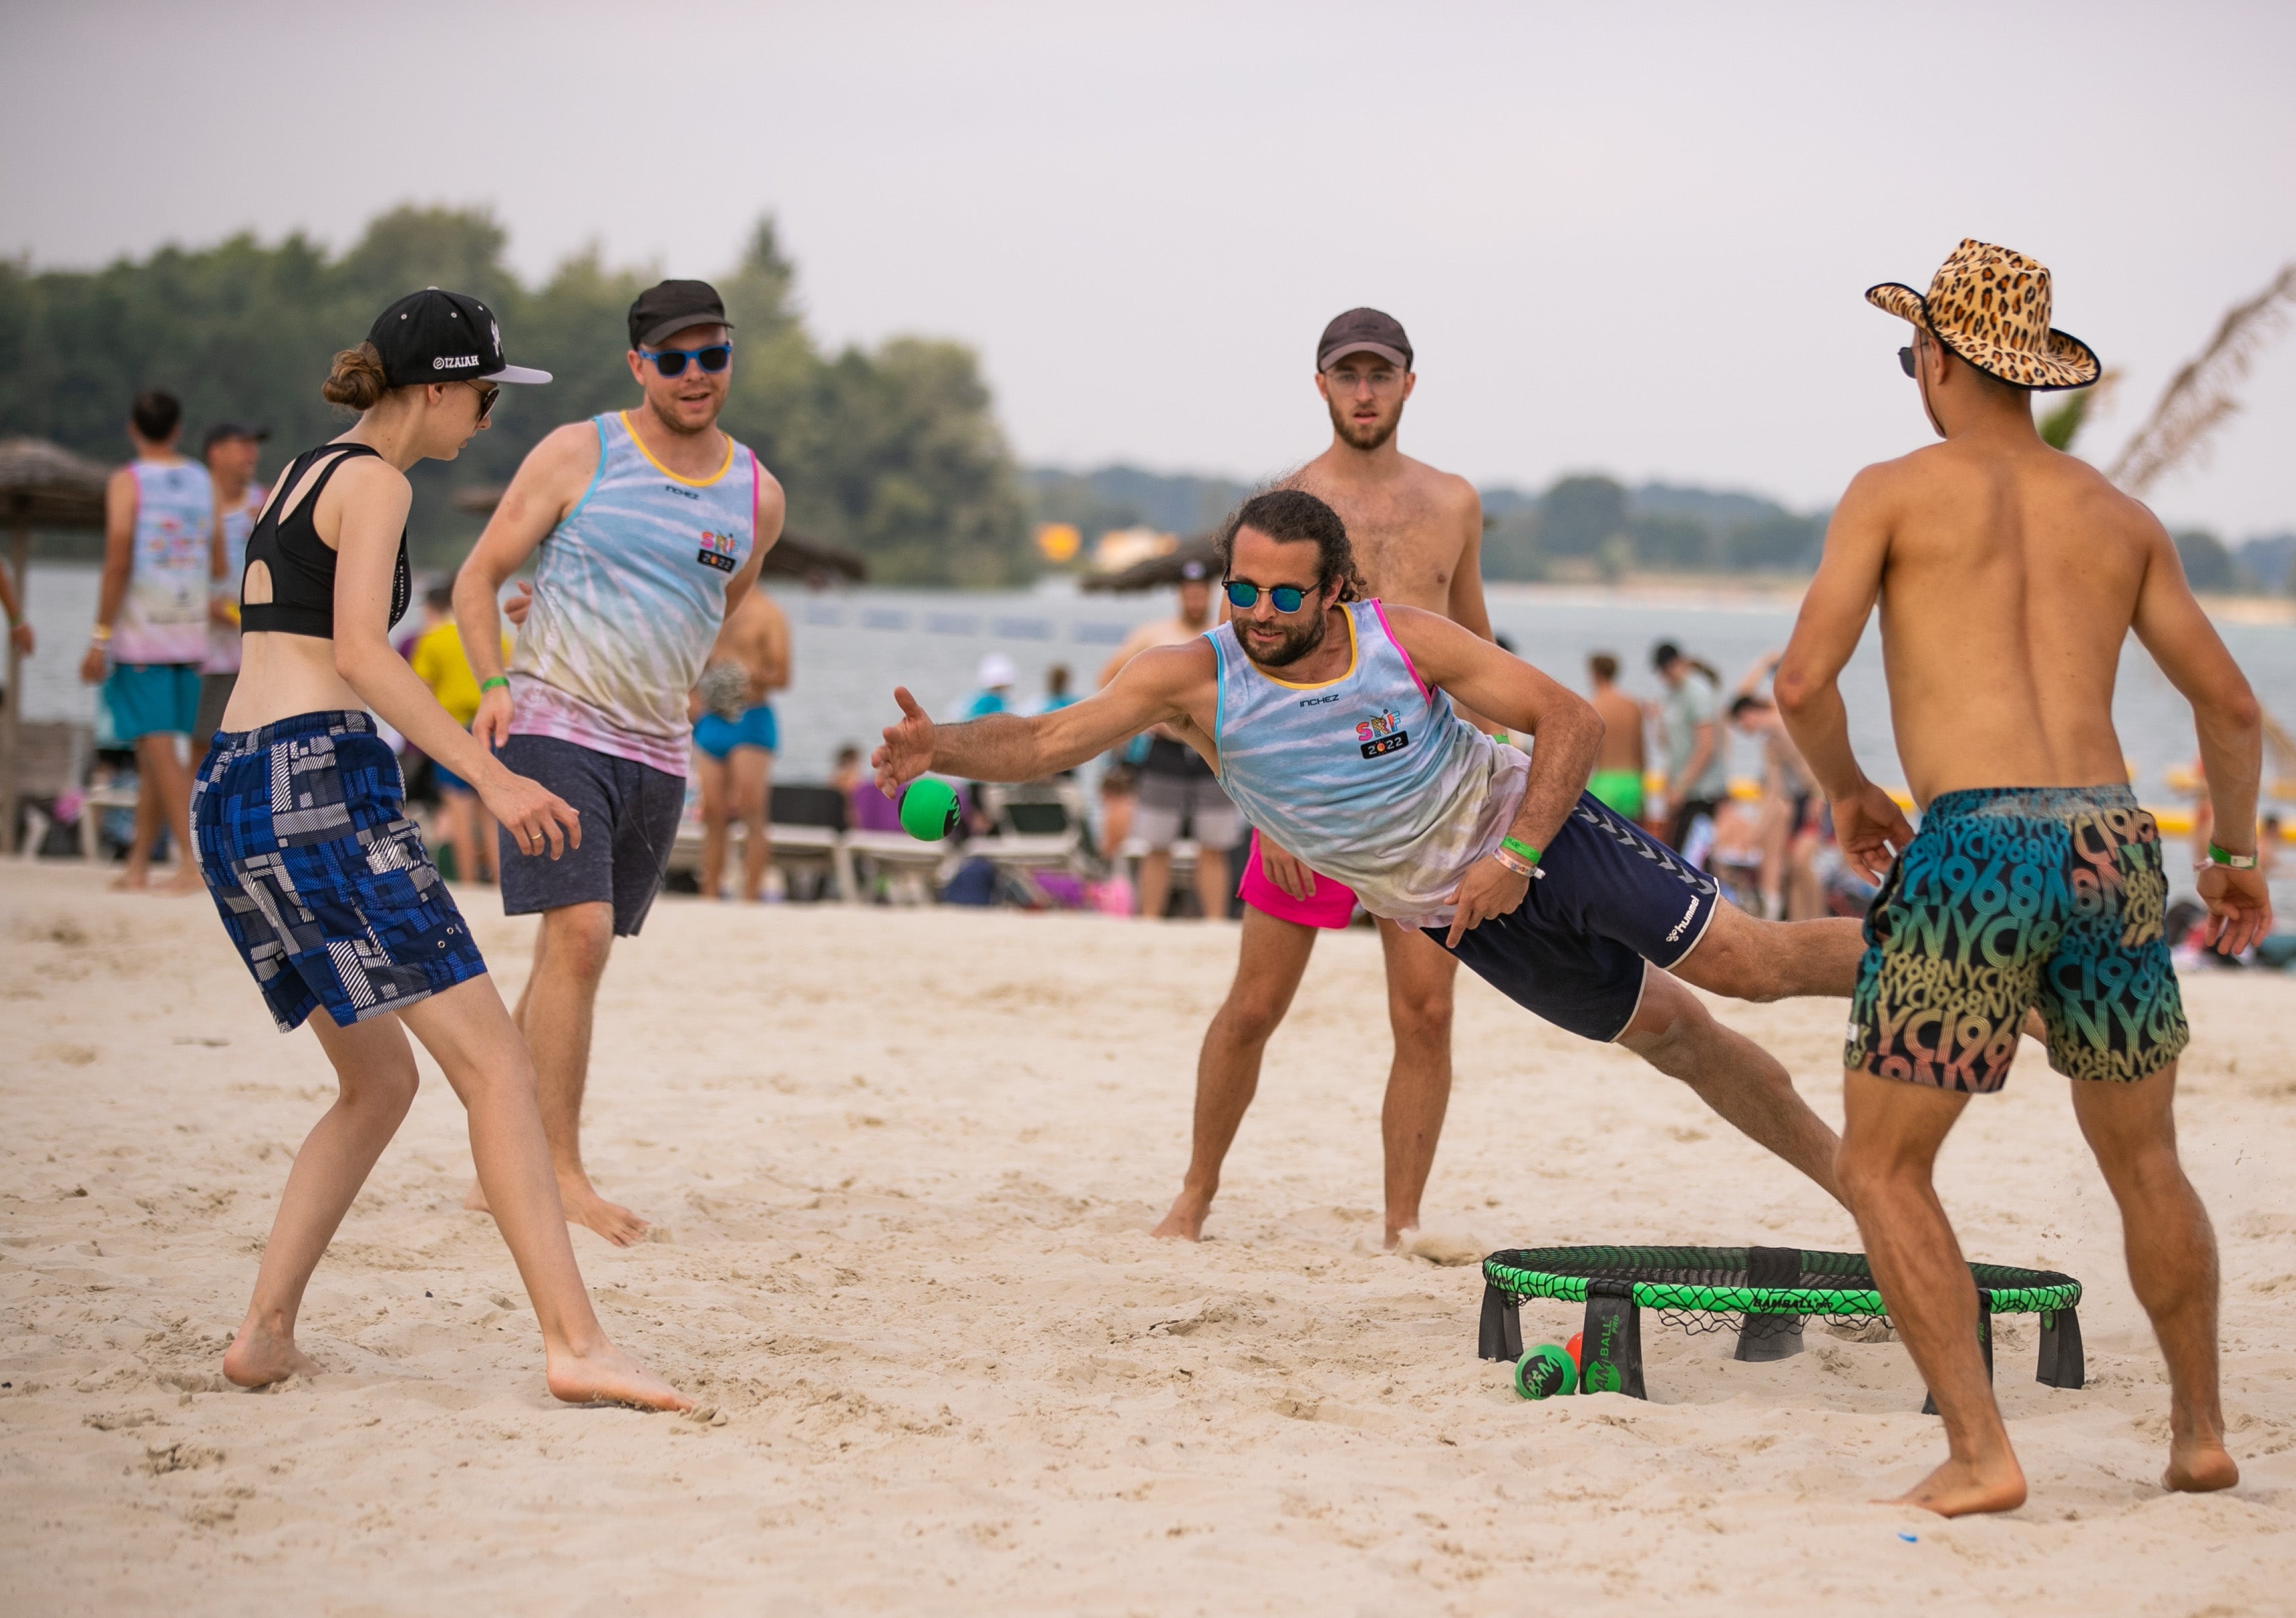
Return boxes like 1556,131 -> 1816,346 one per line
1237,828 -> 1358,929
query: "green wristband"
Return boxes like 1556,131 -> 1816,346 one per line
479,676 -> 510,694
2207,842 -> 2258,869
1500,837 -> 1542,866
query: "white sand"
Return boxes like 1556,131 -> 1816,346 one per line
3,860 -> 2293,1613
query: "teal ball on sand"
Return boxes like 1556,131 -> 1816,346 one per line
900,778 -> 960,841
1513,1342 -> 1577,1400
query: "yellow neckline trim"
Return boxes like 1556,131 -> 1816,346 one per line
619,411 -> 735,487
1255,605 -> 1359,690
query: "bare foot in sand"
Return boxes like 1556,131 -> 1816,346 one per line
109,867 -> 150,892
1885,1454 -> 2028,1517
545,1344 -> 692,1411
1151,1191 -> 1210,1240
156,867 -> 206,896
466,1175 -> 651,1247
2164,1435 -> 2239,1494
223,1319 -> 323,1389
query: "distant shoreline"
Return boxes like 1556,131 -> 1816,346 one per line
1485,574 -> 2296,625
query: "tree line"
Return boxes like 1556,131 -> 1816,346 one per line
0,207 -> 1033,585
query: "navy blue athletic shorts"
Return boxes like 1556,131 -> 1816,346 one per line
193,710 -> 485,1032
1426,792 -> 1723,1042
496,734 -> 684,936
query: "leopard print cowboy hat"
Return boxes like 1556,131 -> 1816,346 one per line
1868,239 -> 2100,390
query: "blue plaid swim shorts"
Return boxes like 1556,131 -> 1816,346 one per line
193,710 -> 486,1032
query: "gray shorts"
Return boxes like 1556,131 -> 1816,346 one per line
1133,769 -> 1241,851
496,735 -> 684,936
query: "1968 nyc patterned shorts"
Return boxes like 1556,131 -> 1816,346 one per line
1846,784 -> 2188,1093
193,710 -> 486,1032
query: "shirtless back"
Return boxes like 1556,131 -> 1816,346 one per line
709,587 -> 790,710
1779,239 -> 2264,1519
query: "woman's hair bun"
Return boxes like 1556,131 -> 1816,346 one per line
321,342 -> 390,411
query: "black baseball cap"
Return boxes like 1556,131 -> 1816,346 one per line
368,288 -> 551,388
629,280 -> 735,350
201,421 -> 269,452
1317,307 -> 1412,372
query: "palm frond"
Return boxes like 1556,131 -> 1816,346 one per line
2107,264 -> 2296,495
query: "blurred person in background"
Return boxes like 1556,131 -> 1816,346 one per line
1585,651 -> 1646,822
409,583 -> 510,885
963,651 -> 1018,719
83,389 -> 211,893
1731,651 -> 1824,919
1037,663 -> 1078,715
1102,558 -> 1236,920
195,421 -> 270,740
691,586 -> 790,902
1653,639 -> 1729,866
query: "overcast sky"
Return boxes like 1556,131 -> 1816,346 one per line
6,1 -> 2292,535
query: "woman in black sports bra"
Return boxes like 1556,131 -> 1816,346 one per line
191,289 -> 688,1412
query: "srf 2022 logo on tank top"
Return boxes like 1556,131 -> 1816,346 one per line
1357,708 -> 1410,759
696,530 -> 739,574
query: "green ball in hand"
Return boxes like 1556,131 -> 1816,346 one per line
900,778 -> 960,841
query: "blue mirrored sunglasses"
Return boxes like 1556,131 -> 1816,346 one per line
1224,580 -> 1313,612
642,343 -> 733,377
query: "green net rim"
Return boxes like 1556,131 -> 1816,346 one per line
1484,1245 -> 2081,1318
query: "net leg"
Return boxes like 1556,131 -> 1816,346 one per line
1477,1282 -> 1523,1362
1920,1288 -> 1995,1415
1577,1279 -> 1647,1400
2036,1305 -> 2085,1389
1734,1244 -> 1806,1362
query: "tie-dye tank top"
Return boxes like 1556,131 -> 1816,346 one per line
509,411 -> 759,774
1210,598 -> 1528,930
203,488 -> 266,675
114,460 -> 215,665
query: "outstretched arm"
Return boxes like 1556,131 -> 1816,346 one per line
2130,517 -> 2271,952
876,641 -> 1211,796
1775,468 -> 1914,879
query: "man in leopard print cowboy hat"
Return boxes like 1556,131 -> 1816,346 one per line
1774,237 -> 2268,1516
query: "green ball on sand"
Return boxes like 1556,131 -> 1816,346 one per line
1513,1342 -> 1578,1400
900,778 -> 961,841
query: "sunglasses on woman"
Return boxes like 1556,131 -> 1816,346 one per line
642,343 -> 733,377
465,380 -> 499,421
1224,579 -> 1318,612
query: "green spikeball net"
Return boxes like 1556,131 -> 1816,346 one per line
1478,1244 -> 2086,1407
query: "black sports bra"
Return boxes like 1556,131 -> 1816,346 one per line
238,442 -> 411,639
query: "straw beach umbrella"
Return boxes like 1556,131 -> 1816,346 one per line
0,438 -> 110,853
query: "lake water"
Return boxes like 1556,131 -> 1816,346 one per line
18,549 -> 2296,906
19,561 -> 2289,800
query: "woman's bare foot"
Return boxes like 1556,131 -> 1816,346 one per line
466,1175 -> 651,1247
545,1344 -> 692,1411
560,1181 -> 649,1246
109,867 -> 150,892
223,1320 -> 322,1389
156,866 -> 206,896
1151,1191 -> 1211,1240
1885,1453 -> 2028,1517
2164,1436 -> 2239,1493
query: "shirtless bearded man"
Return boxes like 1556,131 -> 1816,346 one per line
1152,308 -> 1498,1247
1779,239 -> 2270,1516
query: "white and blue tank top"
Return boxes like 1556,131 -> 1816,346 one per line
509,411 -> 760,773
114,460 -> 214,666
1210,598 -> 1528,930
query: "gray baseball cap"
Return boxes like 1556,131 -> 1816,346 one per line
1317,307 -> 1412,372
